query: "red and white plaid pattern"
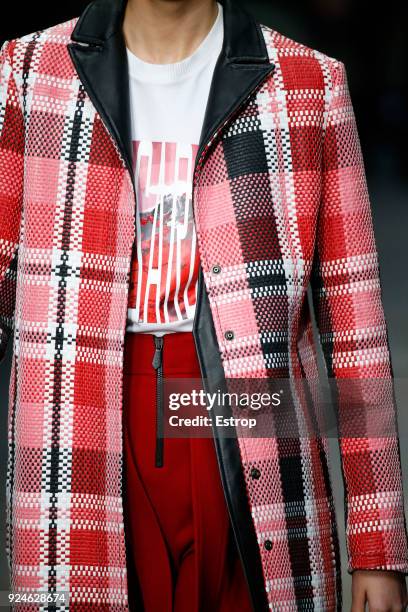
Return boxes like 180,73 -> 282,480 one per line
0,14 -> 407,611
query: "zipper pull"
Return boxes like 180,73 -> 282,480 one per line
152,335 -> 164,369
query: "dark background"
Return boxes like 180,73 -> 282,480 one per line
1,0 -> 407,607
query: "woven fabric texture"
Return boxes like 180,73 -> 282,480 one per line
0,14 -> 407,612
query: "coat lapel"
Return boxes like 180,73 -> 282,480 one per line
197,0 -> 275,160
68,0 -> 133,175
67,0 -> 275,177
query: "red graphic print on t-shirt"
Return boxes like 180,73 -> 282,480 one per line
127,140 -> 199,325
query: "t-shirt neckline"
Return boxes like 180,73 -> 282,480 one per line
126,2 -> 223,84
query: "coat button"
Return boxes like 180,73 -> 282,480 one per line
212,264 -> 221,274
250,467 -> 261,480
264,540 -> 273,551
224,330 -> 234,341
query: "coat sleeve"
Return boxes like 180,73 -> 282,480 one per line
0,39 -> 24,364
310,59 -> 408,573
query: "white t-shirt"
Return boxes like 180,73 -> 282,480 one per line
125,2 -> 224,335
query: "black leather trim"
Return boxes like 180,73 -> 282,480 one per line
68,0 -> 275,177
187,9 -> 274,606
197,55 -> 274,167
0,325 -> 10,365
192,269 -> 269,612
67,0 -> 275,188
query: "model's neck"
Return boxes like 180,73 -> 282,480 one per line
123,0 -> 218,64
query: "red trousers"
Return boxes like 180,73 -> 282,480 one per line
122,331 -> 253,612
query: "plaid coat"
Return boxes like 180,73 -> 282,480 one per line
1,0 -> 407,609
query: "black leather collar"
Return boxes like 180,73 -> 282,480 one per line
71,0 -> 269,63
68,0 -> 274,179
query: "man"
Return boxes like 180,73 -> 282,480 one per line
0,0 -> 407,609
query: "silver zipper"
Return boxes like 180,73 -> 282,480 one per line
152,335 -> 164,467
